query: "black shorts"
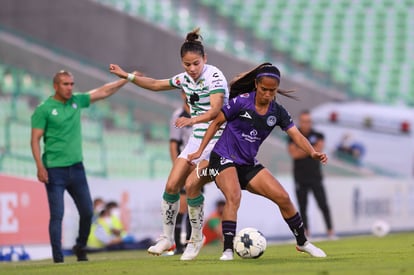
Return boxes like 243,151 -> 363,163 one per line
209,151 -> 264,190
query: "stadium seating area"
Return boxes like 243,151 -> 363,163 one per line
0,63 -> 171,179
3,0 -> 404,179
94,0 -> 414,107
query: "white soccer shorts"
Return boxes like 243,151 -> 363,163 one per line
178,136 -> 217,164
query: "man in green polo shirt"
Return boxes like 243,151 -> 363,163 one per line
30,70 -> 128,263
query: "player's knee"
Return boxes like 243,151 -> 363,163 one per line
184,174 -> 200,195
226,192 -> 241,210
165,181 -> 181,194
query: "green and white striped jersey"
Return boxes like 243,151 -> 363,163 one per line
169,64 -> 229,139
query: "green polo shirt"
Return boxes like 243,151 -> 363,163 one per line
31,93 -> 90,168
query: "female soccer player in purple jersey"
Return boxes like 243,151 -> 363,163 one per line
187,63 -> 328,261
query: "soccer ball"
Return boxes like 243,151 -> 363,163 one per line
371,220 -> 390,237
234,227 -> 267,259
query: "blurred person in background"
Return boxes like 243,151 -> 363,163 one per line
87,206 -> 152,251
287,110 -> 335,239
335,133 -> 365,166
105,201 -> 127,237
87,207 -> 126,250
109,28 -> 229,260
93,197 -> 105,222
202,199 -> 225,246
30,70 -> 128,263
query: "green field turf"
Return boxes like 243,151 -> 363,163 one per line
1,232 -> 413,275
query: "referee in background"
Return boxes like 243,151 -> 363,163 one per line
287,110 -> 335,239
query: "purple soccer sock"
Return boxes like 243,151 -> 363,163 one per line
222,220 -> 237,251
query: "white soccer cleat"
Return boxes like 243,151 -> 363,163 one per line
296,241 -> 327,258
219,249 -> 234,261
148,236 -> 172,256
180,238 -> 204,261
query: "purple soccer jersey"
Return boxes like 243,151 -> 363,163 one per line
213,91 -> 294,165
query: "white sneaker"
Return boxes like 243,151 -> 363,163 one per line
296,241 -> 327,258
180,238 -> 204,261
148,236 -> 172,256
219,249 -> 234,261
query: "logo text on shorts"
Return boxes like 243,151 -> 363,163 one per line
196,165 -> 219,179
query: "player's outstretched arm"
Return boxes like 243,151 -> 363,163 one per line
109,64 -> 171,91
286,126 -> 328,164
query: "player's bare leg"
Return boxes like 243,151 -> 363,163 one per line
247,168 -> 326,258
181,160 -> 210,260
148,158 -> 193,255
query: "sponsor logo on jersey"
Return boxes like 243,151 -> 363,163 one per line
240,111 -> 252,119
212,72 -> 219,78
240,93 -> 250,98
51,109 -> 58,116
267,115 -> 277,126
72,103 -> 77,109
241,129 -> 261,143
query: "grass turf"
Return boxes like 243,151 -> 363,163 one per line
1,232 -> 413,275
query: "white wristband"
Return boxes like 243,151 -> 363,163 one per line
127,73 -> 135,82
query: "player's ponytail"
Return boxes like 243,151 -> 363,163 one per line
180,27 -> 205,58
229,63 -> 297,100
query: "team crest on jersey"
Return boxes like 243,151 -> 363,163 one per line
267,115 -> 277,126
174,76 -> 181,86
197,79 -> 205,87
72,103 -> 78,109
240,93 -> 250,98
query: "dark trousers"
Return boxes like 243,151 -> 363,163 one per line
295,180 -> 332,232
45,162 -> 93,262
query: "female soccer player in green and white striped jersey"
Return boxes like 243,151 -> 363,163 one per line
109,28 -> 229,261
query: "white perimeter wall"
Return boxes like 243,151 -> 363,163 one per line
62,176 -> 414,247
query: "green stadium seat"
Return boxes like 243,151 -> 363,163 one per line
0,156 -> 37,176
91,0 -> 414,107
